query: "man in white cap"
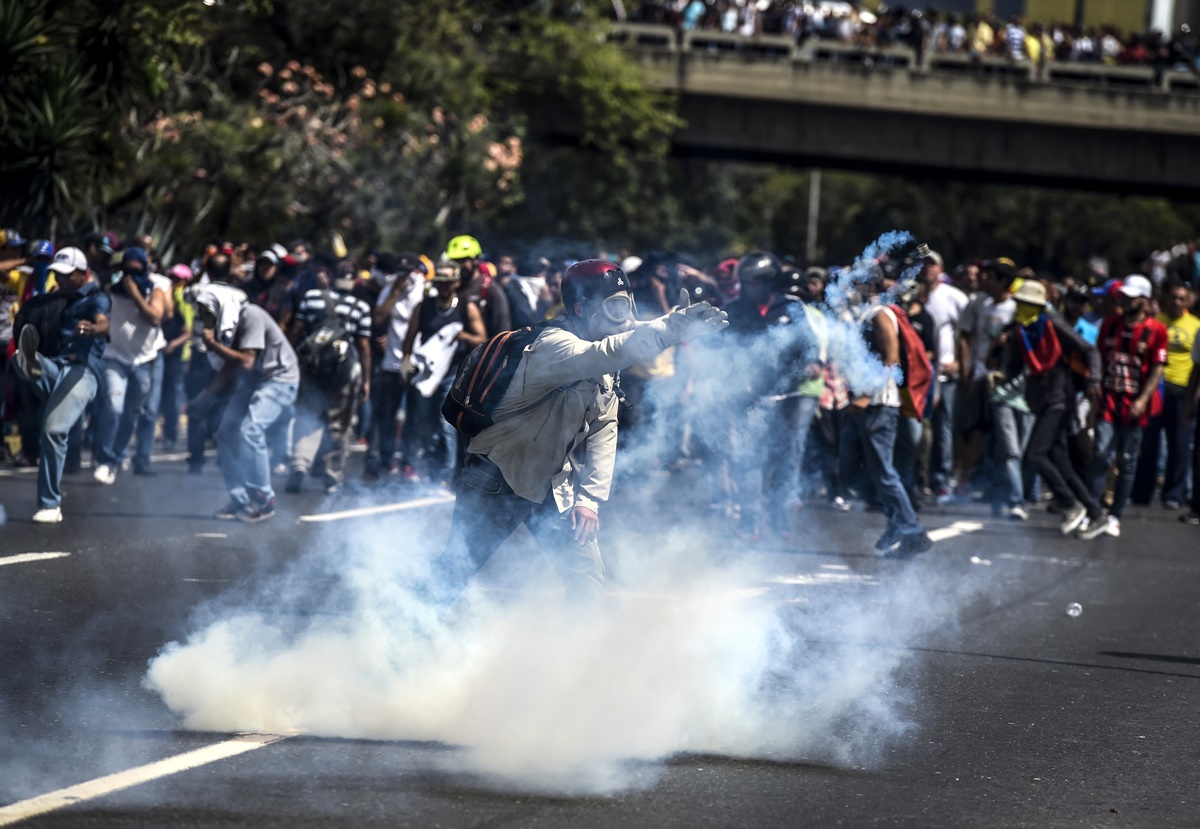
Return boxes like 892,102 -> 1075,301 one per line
1083,274 -> 1168,538
11,247 -> 111,523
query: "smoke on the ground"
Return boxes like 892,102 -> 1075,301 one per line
145,231 -> 979,795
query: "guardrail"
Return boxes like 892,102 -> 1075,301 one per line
611,22 -> 1200,94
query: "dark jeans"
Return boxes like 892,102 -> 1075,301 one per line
368,369 -> 407,473
1191,413 -> 1200,515
1132,383 -> 1193,505
160,350 -> 185,444
840,405 -> 924,537
425,454 -> 604,608
185,357 -> 224,470
1089,420 -> 1142,519
1025,407 -> 1103,520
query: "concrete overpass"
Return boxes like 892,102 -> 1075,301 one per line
530,24 -> 1200,195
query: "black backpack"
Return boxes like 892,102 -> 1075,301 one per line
442,323 -> 548,437
15,292 -> 73,359
297,290 -> 356,388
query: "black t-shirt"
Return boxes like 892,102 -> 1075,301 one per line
908,306 -> 937,358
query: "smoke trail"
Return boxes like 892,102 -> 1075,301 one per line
145,230 -> 977,795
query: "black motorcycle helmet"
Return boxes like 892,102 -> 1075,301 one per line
734,251 -> 782,285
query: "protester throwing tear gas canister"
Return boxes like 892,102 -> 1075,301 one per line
425,259 -> 729,611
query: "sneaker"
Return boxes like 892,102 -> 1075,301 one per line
324,481 -> 340,495
119,457 -> 131,472
16,325 -> 41,380
402,465 -> 421,484
31,506 -> 63,524
1078,513 -> 1113,541
1008,505 -> 1029,521
892,530 -> 933,557
272,463 -> 288,476
285,471 -> 304,494
214,500 -> 242,520
1180,512 -> 1200,526
831,496 -> 852,512
1105,516 -> 1121,538
93,463 -> 117,485
237,498 -> 276,523
1163,500 -> 1181,511
132,462 -> 156,476
1059,503 -> 1087,536
874,525 -> 900,551
934,486 -> 953,505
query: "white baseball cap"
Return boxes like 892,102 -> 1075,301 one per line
48,246 -> 88,274
1118,274 -> 1153,299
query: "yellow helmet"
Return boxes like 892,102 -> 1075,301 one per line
444,234 -> 482,261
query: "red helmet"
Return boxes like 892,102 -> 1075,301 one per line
561,259 -> 631,314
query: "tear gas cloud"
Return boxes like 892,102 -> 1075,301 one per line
146,231 -> 978,796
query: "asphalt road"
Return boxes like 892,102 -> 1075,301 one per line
1,448 -> 1198,828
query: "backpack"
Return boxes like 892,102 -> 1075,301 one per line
886,304 -> 934,422
14,292 -> 73,359
297,290 -> 356,388
442,323 -> 547,437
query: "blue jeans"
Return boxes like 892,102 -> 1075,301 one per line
217,377 -> 298,506
893,413 -> 923,495
1090,419 -> 1142,519
737,394 -> 817,532
931,379 -> 957,490
94,357 -> 161,468
992,403 -> 1034,508
16,355 -> 98,509
840,405 -> 924,537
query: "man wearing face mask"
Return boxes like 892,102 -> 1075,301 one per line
1083,275 -> 1168,539
426,258 -> 729,610
92,247 -> 171,483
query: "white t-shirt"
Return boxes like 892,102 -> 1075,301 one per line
862,305 -> 902,408
924,282 -> 969,380
103,274 -> 170,367
958,293 -> 1015,380
377,274 -> 426,373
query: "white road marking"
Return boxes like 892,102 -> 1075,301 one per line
195,533 -> 227,539
771,573 -> 879,586
0,552 -> 70,568
0,732 -> 295,827
928,521 -> 985,543
298,495 -> 455,523
0,452 -> 190,478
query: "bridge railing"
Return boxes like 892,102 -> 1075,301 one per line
610,22 -> 1200,95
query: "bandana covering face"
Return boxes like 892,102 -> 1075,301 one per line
1018,314 -> 1063,375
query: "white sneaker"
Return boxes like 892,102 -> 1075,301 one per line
1105,516 -> 1121,538
1009,505 -> 1029,521
93,464 -> 116,485
32,506 -> 63,524
1079,513 -> 1112,541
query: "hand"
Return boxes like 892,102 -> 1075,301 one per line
401,355 -> 417,378
570,505 -> 600,545
121,275 -> 138,296
201,327 -> 216,348
1129,397 -> 1148,420
1086,386 -> 1102,405
164,340 -> 180,356
943,360 -> 959,376
374,335 -> 387,352
664,288 -> 729,344
75,320 -> 95,336
358,381 -> 371,404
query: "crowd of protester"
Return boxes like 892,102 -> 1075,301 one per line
626,2 -> 1200,74
2,225 -> 1199,551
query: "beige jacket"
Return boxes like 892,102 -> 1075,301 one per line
467,315 -> 678,514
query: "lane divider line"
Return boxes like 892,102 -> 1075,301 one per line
928,521 -> 985,543
0,732 -> 296,827
0,553 -> 71,568
298,495 -> 455,523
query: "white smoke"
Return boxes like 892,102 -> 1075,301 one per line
145,230 -> 977,795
